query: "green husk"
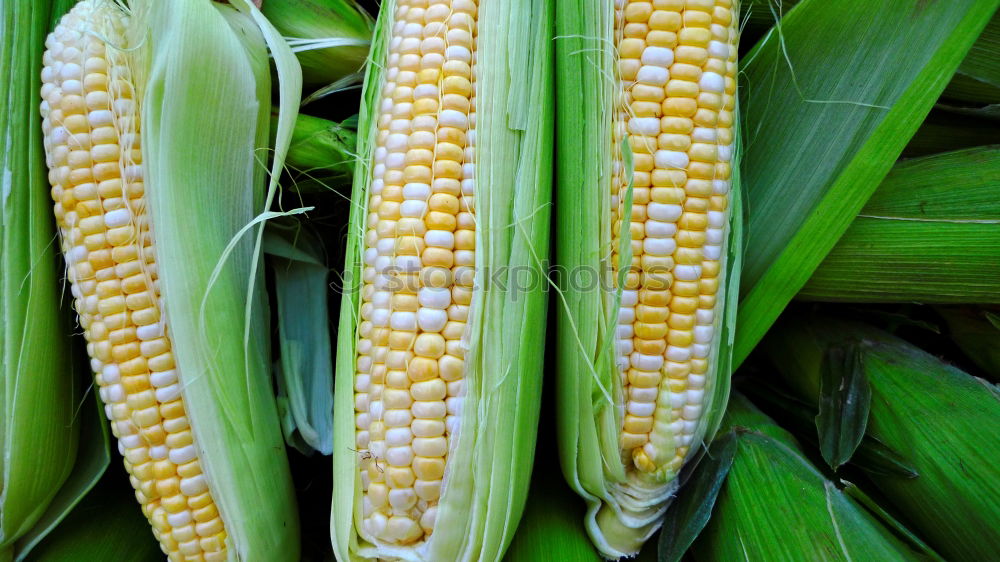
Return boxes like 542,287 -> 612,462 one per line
7,5 -> 112,557
0,1 -> 78,555
24,470 -> 160,562
261,0 -> 372,88
276,111 -> 357,193
935,305 -> 1000,379
11,383 -> 109,562
739,380 -> 920,480
265,222 -> 334,455
687,394 -> 939,562
801,146 -> 1000,303
733,0 -> 999,366
958,7 -> 1000,85
129,0 -> 303,557
504,350 -> 599,562
743,0 -> 798,37
764,314 -> 1000,560
656,432 -> 737,562
330,0 -> 553,559
503,455 -> 600,562
943,73 -> 1000,104
554,1 -> 741,557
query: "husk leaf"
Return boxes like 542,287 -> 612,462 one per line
133,0 -> 302,557
764,313 -> 1000,560
733,0 -> 999,366
688,394 -> 939,562
261,0 -> 372,88
935,305 -> 1000,380
265,222 -> 334,455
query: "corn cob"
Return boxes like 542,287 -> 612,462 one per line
331,0 -> 553,557
39,1 -> 300,559
352,0 -> 480,542
556,0 -> 741,557
41,6 -> 225,556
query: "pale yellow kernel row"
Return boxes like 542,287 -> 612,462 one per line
354,0 -> 479,546
611,0 -> 736,474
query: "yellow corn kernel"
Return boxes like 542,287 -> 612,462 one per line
611,0 -> 736,475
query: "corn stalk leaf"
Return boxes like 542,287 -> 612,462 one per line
816,343 -> 871,470
802,146 -> 1000,303
734,0 -> 999,366
656,432 -> 737,562
265,223 -> 334,455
